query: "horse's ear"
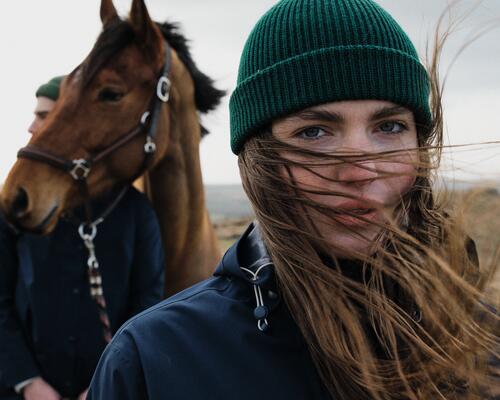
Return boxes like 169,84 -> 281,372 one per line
129,0 -> 162,55
100,0 -> 119,26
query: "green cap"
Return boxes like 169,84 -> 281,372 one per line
229,0 -> 431,154
35,76 -> 65,101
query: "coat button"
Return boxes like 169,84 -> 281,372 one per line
72,288 -> 80,294
253,306 -> 268,320
68,336 -> 76,343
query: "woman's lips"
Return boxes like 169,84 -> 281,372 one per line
331,200 -> 382,227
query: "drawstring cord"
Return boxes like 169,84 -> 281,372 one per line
241,263 -> 274,332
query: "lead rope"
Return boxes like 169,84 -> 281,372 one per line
76,187 -> 128,344
78,221 -> 112,343
241,263 -> 274,332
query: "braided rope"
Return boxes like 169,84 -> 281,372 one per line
79,223 -> 112,344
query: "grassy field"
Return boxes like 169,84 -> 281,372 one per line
462,190 -> 500,267
213,217 -> 252,251
459,189 -> 500,293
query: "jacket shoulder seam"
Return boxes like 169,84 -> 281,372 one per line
117,276 -> 228,332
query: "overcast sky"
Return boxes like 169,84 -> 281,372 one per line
0,0 -> 499,184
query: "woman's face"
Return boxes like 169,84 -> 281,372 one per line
272,100 -> 418,258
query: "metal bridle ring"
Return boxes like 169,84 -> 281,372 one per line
78,223 -> 97,241
140,111 -> 150,125
70,159 -> 91,181
156,76 -> 171,103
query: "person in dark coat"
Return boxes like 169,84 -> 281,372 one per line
0,77 -> 165,400
88,0 -> 499,399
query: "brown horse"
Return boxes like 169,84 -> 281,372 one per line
1,0 -> 224,295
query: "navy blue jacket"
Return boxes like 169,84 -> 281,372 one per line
0,187 -> 165,399
88,223 -> 330,399
88,223 -> 500,400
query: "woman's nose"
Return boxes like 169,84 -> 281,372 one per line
334,133 -> 379,185
336,157 -> 378,185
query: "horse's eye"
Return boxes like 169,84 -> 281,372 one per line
98,88 -> 124,102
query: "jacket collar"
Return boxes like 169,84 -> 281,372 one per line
216,222 -> 280,332
215,221 -> 274,286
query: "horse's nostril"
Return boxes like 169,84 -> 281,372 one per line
11,187 -> 29,218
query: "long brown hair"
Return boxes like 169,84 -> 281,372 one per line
238,9 -> 499,400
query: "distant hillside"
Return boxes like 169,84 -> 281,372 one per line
205,185 -> 253,221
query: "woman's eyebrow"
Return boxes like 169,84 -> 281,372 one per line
286,105 -> 412,124
370,106 -> 412,121
292,109 -> 344,123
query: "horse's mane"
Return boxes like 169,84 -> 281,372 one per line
81,19 -> 225,136
157,22 -> 225,115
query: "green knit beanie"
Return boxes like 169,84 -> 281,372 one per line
35,76 -> 65,101
229,0 -> 431,154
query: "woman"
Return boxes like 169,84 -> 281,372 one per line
88,0 -> 499,398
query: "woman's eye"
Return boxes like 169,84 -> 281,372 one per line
378,121 -> 407,134
98,88 -> 124,102
297,127 -> 326,140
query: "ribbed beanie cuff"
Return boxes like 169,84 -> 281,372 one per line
229,0 -> 431,155
230,45 -> 430,154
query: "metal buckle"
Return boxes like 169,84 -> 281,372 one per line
78,223 -> 99,270
144,136 -> 157,154
156,76 -> 171,102
70,159 -> 91,180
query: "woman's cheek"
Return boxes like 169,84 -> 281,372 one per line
281,161 -> 326,189
386,165 -> 417,201
401,173 -> 417,195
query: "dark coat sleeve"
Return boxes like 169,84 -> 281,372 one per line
87,330 -> 146,400
0,218 -> 40,389
127,194 -> 165,315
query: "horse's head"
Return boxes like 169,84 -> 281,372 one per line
2,0 -> 223,233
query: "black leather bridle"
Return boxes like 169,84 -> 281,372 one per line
17,41 -> 173,223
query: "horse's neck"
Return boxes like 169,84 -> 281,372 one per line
149,132 -> 206,246
148,108 -> 220,295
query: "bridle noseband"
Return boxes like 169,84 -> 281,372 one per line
17,41 -> 173,195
